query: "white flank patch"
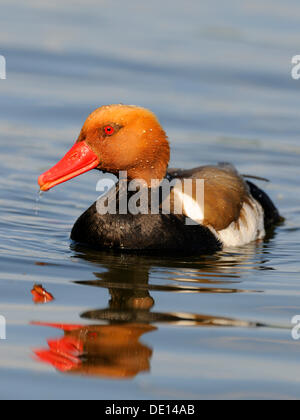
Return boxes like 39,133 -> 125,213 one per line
209,198 -> 265,248
181,192 -> 204,224
172,187 -> 265,247
172,181 -> 205,225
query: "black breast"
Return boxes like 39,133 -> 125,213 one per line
71,182 -> 221,254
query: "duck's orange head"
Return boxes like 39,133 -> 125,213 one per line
38,105 -> 170,191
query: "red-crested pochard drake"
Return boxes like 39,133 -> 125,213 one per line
38,105 -> 281,253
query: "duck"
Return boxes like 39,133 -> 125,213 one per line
38,104 -> 281,254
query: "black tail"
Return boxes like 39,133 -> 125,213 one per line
247,181 -> 282,229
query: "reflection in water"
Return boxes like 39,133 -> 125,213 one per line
33,322 -> 155,379
32,241 -> 274,379
31,284 -> 54,304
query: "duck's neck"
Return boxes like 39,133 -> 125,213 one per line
127,139 -> 170,186
127,166 -> 167,187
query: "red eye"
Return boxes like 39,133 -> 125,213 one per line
104,125 -> 115,136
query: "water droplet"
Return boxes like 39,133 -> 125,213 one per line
34,190 -> 44,216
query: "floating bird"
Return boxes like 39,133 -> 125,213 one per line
38,105 -> 281,253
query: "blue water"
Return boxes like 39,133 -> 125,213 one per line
0,0 -> 300,400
